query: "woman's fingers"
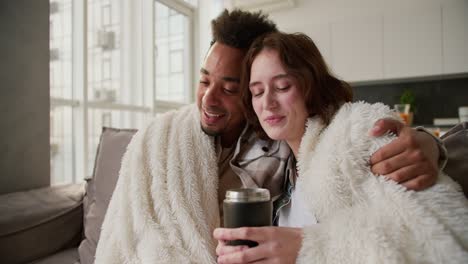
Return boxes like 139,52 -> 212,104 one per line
214,227 -> 303,264
217,245 -> 266,264
216,241 -> 248,256
214,227 -> 271,243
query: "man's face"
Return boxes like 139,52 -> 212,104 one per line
197,42 -> 246,146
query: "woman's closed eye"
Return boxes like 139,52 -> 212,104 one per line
277,85 -> 291,91
252,89 -> 264,97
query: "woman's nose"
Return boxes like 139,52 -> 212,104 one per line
263,90 -> 277,110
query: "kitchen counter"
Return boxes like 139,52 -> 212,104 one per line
413,124 -> 459,137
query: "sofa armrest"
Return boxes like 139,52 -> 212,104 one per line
0,183 -> 85,264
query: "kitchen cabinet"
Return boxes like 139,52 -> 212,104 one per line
331,16 -> 383,82
298,2 -> 467,83
442,0 -> 468,74
383,6 -> 442,79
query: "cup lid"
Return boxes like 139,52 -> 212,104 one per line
225,188 -> 270,202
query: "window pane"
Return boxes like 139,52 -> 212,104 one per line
50,0 -> 74,185
155,1 -> 190,103
50,0 -> 73,99
50,105 -> 74,184
155,4 -> 169,38
169,14 -> 183,35
88,0 -> 121,104
170,51 -> 183,73
156,44 -> 169,75
87,109 -> 150,176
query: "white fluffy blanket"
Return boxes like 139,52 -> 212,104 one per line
95,104 -> 220,263
296,102 -> 468,263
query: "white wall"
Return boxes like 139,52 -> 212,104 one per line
199,0 -> 468,83
263,0 -> 468,83
0,0 -> 50,194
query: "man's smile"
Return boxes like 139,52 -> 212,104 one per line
202,109 -> 227,125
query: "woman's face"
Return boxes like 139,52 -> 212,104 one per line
249,49 -> 309,143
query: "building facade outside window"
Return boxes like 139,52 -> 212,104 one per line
154,1 -> 191,103
49,0 -> 195,184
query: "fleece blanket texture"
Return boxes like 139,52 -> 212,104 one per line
96,101 -> 468,263
95,104 -> 220,263
295,102 -> 468,263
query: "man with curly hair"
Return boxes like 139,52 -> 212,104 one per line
95,9 -> 444,263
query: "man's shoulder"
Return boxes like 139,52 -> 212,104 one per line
152,103 -> 197,120
145,104 -> 198,129
130,103 -> 200,147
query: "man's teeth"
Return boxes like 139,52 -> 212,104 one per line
206,112 -> 222,117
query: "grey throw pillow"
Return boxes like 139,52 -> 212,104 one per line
78,127 -> 137,264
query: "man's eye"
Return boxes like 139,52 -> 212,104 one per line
277,85 -> 290,90
199,80 -> 209,86
224,88 -> 239,95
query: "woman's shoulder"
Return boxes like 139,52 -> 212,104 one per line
318,101 -> 398,158
335,101 -> 394,122
330,102 -> 396,134
297,102 -> 397,219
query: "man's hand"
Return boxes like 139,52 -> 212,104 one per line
214,227 -> 302,264
369,119 -> 439,191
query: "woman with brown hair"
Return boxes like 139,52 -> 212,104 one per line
214,32 -> 468,263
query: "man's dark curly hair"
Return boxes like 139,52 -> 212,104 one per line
211,9 -> 278,49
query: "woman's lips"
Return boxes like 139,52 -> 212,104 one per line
264,115 -> 285,125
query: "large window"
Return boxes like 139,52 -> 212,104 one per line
49,0 -> 194,184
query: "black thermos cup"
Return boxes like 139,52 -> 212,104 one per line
223,188 -> 272,247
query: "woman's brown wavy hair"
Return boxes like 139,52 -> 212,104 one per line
241,32 -> 353,139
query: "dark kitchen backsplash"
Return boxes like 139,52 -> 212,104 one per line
352,77 -> 468,125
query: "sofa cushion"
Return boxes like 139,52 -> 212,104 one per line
31,247 -> 79,264
78,127 -> 136,264
0,184 -> 84,264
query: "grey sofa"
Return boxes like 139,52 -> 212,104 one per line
0,123 -> 467,264
0,127 -> 137,264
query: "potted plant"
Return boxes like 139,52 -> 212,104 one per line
399,89 -> 416,125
